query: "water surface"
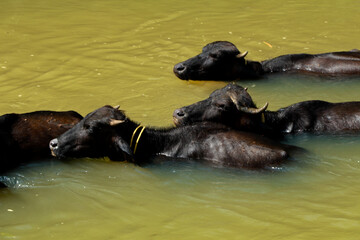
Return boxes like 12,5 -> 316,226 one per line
1,0 -> 360,239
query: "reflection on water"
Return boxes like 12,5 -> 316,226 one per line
1,0 -> 360,239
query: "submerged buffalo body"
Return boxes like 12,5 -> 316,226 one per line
0,110 -> 82,173
50,105 -> 299,169
173,83 -> 360,135
173,41 -> 360,80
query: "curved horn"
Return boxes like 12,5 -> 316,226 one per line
228,92 -> 268,114
238,102 -> 269,114
236,51 -> 248,58
109,119 -> 125,126
113,105 -> 120,110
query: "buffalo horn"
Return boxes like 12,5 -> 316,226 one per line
228,90 -> 268,114
228,92 -> 241,110
236,51 -> 248,58
238,102 -> 269,114
113,105 -> 120,110
109,119 -> 125,126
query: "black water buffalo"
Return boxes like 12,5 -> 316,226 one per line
173,41 -> 360,80
0,110 -> 83,174
173,83 -> 360,135
49,105 -> 300,169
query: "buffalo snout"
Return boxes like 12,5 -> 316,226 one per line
173,62 -> 188,80
49,138 -> 58,156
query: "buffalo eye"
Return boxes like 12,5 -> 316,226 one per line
209,52 -> 219,59
215,103 -> 226,109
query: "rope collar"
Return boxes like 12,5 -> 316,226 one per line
261,113 -> 265,124
130,125 -> 146,154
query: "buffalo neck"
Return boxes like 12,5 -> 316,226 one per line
231,110 -> 284,137
262,110 -> 293,134
232,110 -> 289,137
117,119 -> 175,163
233,59 -> 264,79
261,55 -> 299,74
241,55 -> 306,76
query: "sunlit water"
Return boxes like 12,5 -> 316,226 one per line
1,0 -> 360,239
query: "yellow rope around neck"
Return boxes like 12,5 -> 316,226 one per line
261,113 -> 266,124
130,125 -> 146,154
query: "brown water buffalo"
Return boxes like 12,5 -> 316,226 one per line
49,105 -> 301,169
173,83 -> 360,136
173,41 -> 360,80
0,110 -> 83,174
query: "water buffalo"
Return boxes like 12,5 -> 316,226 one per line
0,110 -> 83,174
173,41 -> 360,80
49,105 -> 300,169
173,83 -> 360,135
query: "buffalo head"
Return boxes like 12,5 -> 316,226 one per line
173,41 -> 249,80
173,83 -> 268,132
49,105 -> 133,161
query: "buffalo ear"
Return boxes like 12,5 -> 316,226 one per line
114,137 -> 134,161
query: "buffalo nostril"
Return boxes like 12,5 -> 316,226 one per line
49,138 -> 58,150
177,111 -> 185,117
174,63 -> 186,73
174,109 -> 185,118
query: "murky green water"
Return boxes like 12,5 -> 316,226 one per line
1,0 -> 360,239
